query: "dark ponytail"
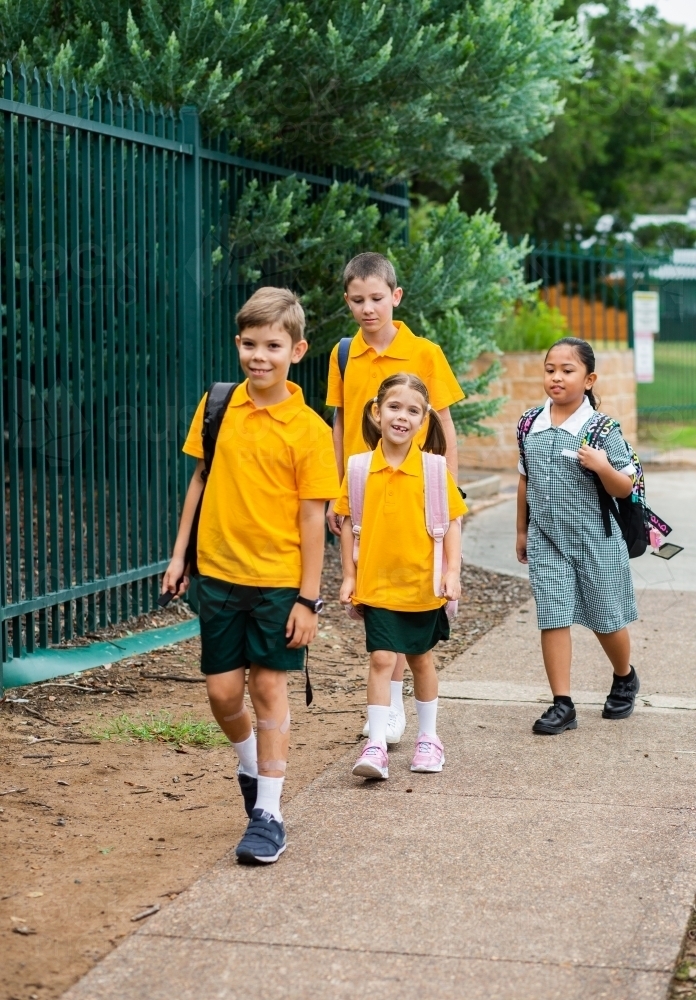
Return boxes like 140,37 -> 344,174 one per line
360,372 -> 447,455
546,336 -> 599,409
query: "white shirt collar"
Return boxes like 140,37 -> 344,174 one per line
530,396 -> 594,436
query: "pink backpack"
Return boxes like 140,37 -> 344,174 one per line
346,451 -> 458,621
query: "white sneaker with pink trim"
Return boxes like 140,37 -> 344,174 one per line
410,734 -> 445,773
352,741 -> 389,780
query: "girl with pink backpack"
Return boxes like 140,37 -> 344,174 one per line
334,373 -> 467,780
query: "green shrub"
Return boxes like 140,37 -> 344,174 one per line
495,301 -> 568,353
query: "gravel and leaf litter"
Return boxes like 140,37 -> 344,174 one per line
0,545 -> 531,1000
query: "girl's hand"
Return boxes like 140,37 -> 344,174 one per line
578,443 -> 610,473
162,557 -> 188,597
442,570 -> 461,601
339,577 -> 356,605
286,603 -> 318,648
516,531 -> 528,565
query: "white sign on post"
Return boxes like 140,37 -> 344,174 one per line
632,290 -> 659,384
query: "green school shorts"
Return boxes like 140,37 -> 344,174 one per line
362,605 -> 450,656
197,576 -> 305,675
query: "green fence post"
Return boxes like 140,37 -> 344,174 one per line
179,106 -> 202,481
626,243 -> 634,350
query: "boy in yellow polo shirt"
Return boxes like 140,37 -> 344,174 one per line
326,252 -> 464,743
162,287 -> 339,865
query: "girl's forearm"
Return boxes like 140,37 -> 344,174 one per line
516,475 -> 528,534
299,500 -> 326,598
340,516 -> 356,578
172,460 -> 206,559
596,466 -> 634,498
444,518 -> 461,566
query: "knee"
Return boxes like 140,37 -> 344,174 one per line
206,674 -> 244,713
370,651 -> 396,674
248,668 -> 286,708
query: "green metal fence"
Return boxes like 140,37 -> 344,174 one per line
0,65 -> 409,687
528,242 -> 696,422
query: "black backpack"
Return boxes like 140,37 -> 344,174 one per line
185,382 -> 238,576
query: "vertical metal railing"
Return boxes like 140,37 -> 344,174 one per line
0,66 -> 409,687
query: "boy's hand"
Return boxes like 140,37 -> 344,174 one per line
162,557 -> 188,597
326,500 -> 342,537
516,531 -> 528,564
286,603 -> 318,649
578,443 -> 609,473
339,576 -> 356,605
442,570 -> 461,601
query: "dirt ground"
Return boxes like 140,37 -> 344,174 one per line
0,545 -> 531,1000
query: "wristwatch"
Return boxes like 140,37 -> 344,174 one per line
296,595 -> 325,614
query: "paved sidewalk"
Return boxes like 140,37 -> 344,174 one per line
62,588 -> 696,1000
463,470 -> 696,590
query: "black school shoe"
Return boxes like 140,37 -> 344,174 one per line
235,809 -> 287,865
532,701 -> 578,735
236,770 -> 258,819
602,667 -> 640,720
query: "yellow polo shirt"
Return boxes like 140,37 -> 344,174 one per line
326,321 -> 465,464
333,441 -> 467,612
183,381 -> 340,588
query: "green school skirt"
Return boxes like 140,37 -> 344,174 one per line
362,605 -> 450,656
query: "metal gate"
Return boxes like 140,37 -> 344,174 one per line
0,65 -> 408,688
527,243 -> 696,424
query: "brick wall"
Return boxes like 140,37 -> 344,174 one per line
457,350 -> 637,470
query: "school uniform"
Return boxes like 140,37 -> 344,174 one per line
326,321 -> 464,461
334,440 -> 467,653
183,380 -> 340,673
519,396 -> 638,634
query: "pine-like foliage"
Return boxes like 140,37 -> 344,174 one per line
2,0 -> 587,184
0,0 -> 587,433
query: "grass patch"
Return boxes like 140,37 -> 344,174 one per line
638,341 -> 696,414
93,712 -> 228,747
639,423 -> 696,449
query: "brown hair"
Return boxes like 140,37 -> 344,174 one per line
361,373 -> 447,454
343,252 -> 397,292
236,287 -> 305,343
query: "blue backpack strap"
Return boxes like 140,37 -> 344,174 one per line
516,406 -> 544,473
337,337 -> 353,379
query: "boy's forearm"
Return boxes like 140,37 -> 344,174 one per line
298,500 -> 326,598
332,409 -> 345,480
172,460 -> 206,559
516,475 -> 528,534
438,408 -> 458,478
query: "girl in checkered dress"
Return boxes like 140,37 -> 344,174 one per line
516,338 -> 640,735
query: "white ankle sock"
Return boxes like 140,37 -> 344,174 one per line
390,680 -> 404,715
254,775 -> 284,822
415,697 -> 438,738
367,705 -> 390,747
232,731 -> 258,777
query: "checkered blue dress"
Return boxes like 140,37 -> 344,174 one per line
522,415 -> 638,633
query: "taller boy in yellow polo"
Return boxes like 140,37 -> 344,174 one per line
325,252 -> 464,745
162,287 -> 339,866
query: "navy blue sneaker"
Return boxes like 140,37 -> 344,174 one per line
235,808 -> 287,865
236,770 -> 258,819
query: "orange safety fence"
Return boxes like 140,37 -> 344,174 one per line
542,285 -> 628,344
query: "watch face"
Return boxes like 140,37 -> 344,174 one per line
315,598 -> 325,614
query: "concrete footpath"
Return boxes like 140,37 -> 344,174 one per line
62,476 -> 696,1000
